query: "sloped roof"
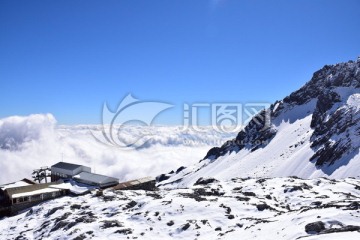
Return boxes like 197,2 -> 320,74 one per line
113,177 -> 154,190
0,178 -> 35,191
12,188 -> 60,198
49,180 -> 96,195
73,172 -> 118,184
5,182 -> 61,197
51,162 -> 84,171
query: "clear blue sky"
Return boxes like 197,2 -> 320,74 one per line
1,0 -> 359,124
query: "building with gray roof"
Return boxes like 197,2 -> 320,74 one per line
50,162 -> 118,188
73,172 -> 119,188
51,162 -> 91,181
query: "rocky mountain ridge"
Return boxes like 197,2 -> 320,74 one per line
206,59 -> 360,165
159,58 -> 360,187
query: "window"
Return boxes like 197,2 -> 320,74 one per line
31,194 -> 41,201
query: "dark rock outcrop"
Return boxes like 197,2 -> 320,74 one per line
305,221 -> 325,233
194,177 -> 219,186
156,174 -> 171,182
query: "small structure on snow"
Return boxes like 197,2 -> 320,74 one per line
0,181 -> 69,216
51,162 -> 91,182
73,172 -> 119,188
113,177 -> 156,191
50,161 -> 119,188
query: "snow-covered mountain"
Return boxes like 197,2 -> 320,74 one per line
1,177 -> 360,239
160,58 -> 360,187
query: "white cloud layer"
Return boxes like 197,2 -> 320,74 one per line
0,114 -> 234,184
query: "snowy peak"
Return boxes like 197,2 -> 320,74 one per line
206,59 -> 360,164
284,59 -> 360,107
160,58 -> 360,186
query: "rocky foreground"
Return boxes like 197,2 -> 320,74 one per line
1,177 -> 360,240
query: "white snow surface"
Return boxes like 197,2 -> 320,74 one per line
1,177 -> 359,239
0,180 -> 32,191
12,188 -> 61,199
347,93 -> 360,110
49,181 -> 96,195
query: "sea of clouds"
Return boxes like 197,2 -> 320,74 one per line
0,114 -> 234,184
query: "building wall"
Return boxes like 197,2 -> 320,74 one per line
11,189 -> 68,205
51,174 -> 61,182
51,166 -> 76,177
114,180 -> 157,191
0,189 -> 69,217
9,189 -> 69,216
79,166 -> 91,174
51,165 -> 91,180
99,181 -> 119,188
0,190 -> 5,202
0,206 -> 10,217
1,190 -> 11,205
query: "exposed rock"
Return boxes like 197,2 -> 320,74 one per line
322,225 -> 360,234
236,196 -> 250,201
265,195 -> 272,200
156,174 -> 170,182
203,147 -> 222,160
305,221 -> 325,233
70,204 -> 82,210
194,177 -> 219,186
346,201 -> 360,210
310,90 -> 341,129
101,220 -> 123,229
45,207 -> 64,217
176,166 -> 186,174
227,214 -> 235,219
114,228 -> 133,235
242,192 -> 256,197
181,223 -> 191,231
123,201 -> 137,210
256,203 -> 271,211
73,234 -> 87,240
284,185 -> 303,193
50,221 -> 77,232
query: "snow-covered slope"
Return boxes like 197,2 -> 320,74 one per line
1,177 -> 360,240
160,59 -> 360,187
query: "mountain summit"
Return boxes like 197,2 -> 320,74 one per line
161,58 -> 360,187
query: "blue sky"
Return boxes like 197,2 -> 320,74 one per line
0,0 -> 359,125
